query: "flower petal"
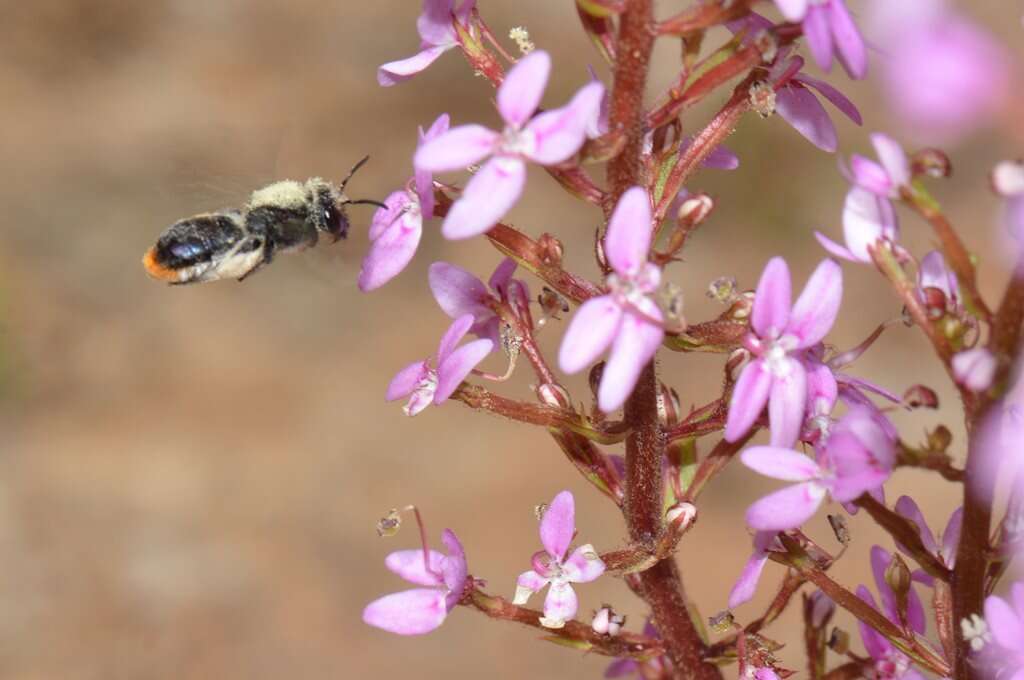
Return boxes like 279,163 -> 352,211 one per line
850,155 -> 892,195
604,186 -> 653,277
442,156 -> 526,239
775,85 -> 838,152
752,257 -> 792,338
828,0 -> 867,79
788,258 -> 842,348
986,593 -> 1024,649
440,529 -> 468,608
855,586 -> 893,660
498,50 -> 551,127
435,338 -> 494,402
437,314 -> 475,364
363,588 -> 448,635
542,582 -> 579,625
367,190 -> 410,241
728,543 -> 770,609
385,549 -> 446,586
488,258 -> 517,294
794,73 -> 862,124
378,46 -> 450,87
814,230 -> 861,262
825,431 -> 891,502
741,446 -> 821,482
725,359 -> 772,442
893,495 -> 939,557
746,481 -> 827,531
524,105 -> 589,166
386,361 -> 430,401
768,358 -> 807,448
558,295 -> 623,374
540,490 -> 575,560
417,0 -> 459,47
803,5 -> 834,72
598,301 -> 664,413
358,209 -> 423,292
940,507 -> 963,566
774,0 -> 808,21
563,544 -> 606,583
414,124 -> 499,173
843,187 -> 894,261
870,133 -> 910,187
515,569 -> 549,602
952,348 -> 997,392
428,261 -> 491,324
604,659 -> 640,678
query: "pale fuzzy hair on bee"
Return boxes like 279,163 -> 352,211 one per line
247,179 -> 319,211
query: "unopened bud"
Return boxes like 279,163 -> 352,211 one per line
708,610 -> 735,633
536,382 -> 571,408
377,509 -> 402,537
827,514 -> 850,545
726,291 -> 754,321
753,29 -> 778,64
537,233 -> 564,266
658,384 -> 683,425
920,286 -> 948,320
992,160 -> 1024,197
926,425 -> 953,452
677,193 -> 714,228
666,502 -> 698,533
953,347 -> 997,393
538,286 -> 570,321
903,384 -> 939,409
749,80 -> 776,118
592,606 -> 625,636
885,553 -> 913,605
912,148 -> 952,179
828,627 -> 850,654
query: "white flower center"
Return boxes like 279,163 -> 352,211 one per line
500,126 -> 537,157
404,369 -> 438,417
762,337 -> 796,377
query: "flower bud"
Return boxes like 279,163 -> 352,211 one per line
592,606 -> 625,636
992,160 -> 1024,197
903,384 -> 939,409
806,591 -> 835,629
677,193 -> 714,229
884,553 -> 913,607
952,347 -> 997,392
828,627 -> 850,654
926,424 -> 953,452
537,233 -> 564,266
666,501 -> 698,534
911,148 -> 952,179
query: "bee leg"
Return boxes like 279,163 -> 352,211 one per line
236,244 -> 275,282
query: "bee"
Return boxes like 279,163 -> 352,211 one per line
143,156 -> 383,284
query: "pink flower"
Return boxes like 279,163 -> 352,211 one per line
867,0 -> 1011,143
359,114 -> 449,291
855,546 -> 927,680
728,530 -> 780,608
725,257 -> 843,447
730,16 -> 862,152
983,582 -> 1024,678
377,0 -> 475,86
414,50 -> 605,239
429,258 -> 527,346
362,529 -> 468,635
893,495 -> 961,585
953,348 -> 997,393
558,187 -> 665,413
816,133 -> 909,263
917,250 -> 961,314
740,406 -> 893,531
773,0 -> 867,78
513,490 -> 606,629
386,314 -> 493,416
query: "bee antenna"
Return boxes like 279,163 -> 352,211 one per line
340,155 -> 371,193
347,198 -> 388,210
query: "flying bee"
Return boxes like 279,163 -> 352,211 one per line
143,156 -> 383,284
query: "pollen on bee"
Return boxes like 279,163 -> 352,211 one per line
142,247 -> 184,282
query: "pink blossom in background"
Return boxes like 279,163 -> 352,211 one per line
414,50 -> 605,239
772,0 -> 867,78
513,490 -> 606,629
740,406 -> 893,531
994,160 -> 1024,244
429,258 -> 527,346
867,0 -> 1012,143
363,529 -> 468,635
386,314 -> 493,416
558,187 -> 664,413
725,257 -> 843,447
817,133 -> 908,264
378,0 -> 475,86
855,546 -> 927,680
982,582 -> 1024,679
359,113 -> 449,291
730,15 -> 862,152
893,495 -> 961,585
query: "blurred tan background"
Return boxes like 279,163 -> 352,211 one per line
0,1 -> 1020,678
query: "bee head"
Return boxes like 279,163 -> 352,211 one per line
307,181 -> 350,242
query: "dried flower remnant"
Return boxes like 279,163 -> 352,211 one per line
558,187 -> 665,412
513,490 -> 606,629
